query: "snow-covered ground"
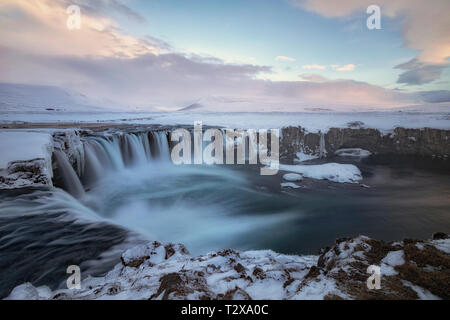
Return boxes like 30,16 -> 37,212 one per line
1,111 -> 449,133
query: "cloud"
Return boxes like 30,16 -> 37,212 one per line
290,0 -> 450,83
302,64 -> 326,70
71,0 -> 148,24
415,90 -> 450,103
0,0 -> 436,111
395,58 -> 447,85
0,0 -> 160,58
0,45 -> 272,108
299,73 -> 328,82
332,64 -> 355,72
301,64 -> 355,71
0,43 -> 422,110
275,56 -> 296,62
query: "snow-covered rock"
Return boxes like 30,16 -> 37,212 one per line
7,234 -> 449,300
0,131 -> 54,189
0,129 -> 84,190
282,173 -> 303,182
280,163 -> 362,183
5,283 -> 52,300
281,182 -> 301,189
335,148 -> 372,158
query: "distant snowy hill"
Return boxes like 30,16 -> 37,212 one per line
178,96 -> 450,113
0,83 -> 107,113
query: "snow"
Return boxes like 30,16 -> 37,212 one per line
281,182 -> 301,189
1,111 -> 449,133
0,131 -> 53,169
401,281 -> 441,300
381,250 -> 405,276
4,240 -> 319,300
5,283 -> 52,300
282,173 -> 303,182
0,130 -> 55,189
430,239 -> 450,254
0,83 -> 106,113
294,152 -> 319,162
279,163 -> 362,183
335,148 -> 372,158
6,234 -> 449,300
291,277 -> 346,300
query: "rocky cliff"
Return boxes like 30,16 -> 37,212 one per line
281,127 -> 450,161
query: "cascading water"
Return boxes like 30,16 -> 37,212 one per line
53,150 -> 85,199
152,131 -> 170,160
56,131 -> 169,193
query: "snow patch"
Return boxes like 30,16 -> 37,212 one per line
335,148 -> 372,158
381,250 -> 405,276
281,182 -> 301,189
280,163 -> 362,183
401,281 -> 441,300
430,239 -> 450,254
294,152 -> 319,163
282,173 -> 303,182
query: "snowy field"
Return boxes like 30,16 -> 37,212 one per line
1,110 -> 449,133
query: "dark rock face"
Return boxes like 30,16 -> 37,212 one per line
280,127 -> 450,161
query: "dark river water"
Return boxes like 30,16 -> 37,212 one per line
0,155 -> 449,297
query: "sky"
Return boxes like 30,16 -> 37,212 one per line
0,0 -> 449,111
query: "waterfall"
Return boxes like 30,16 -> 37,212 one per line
54,131 -> 171,194
83,141 -> 106,187
95,137 -> 125,170
54,150 -> 85,199
153,131 -> 170,160
126,134 -> 148,165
